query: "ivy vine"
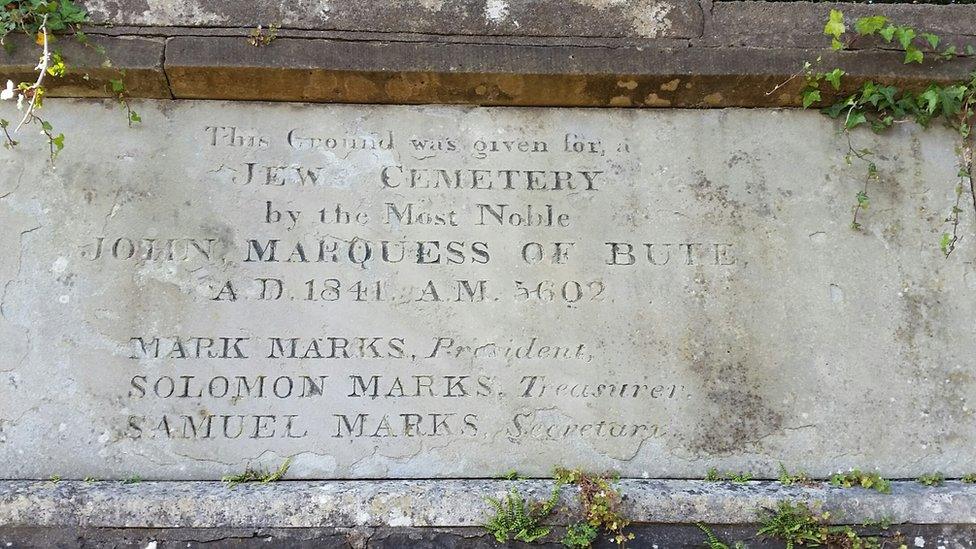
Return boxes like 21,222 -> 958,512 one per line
0,0 -> 138,161
795,9 -> 976,256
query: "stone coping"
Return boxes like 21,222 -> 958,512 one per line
0,480 -> 974,528
0,1 -> 972,106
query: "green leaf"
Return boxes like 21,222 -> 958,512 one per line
939,85 -> 966,117
876,85 -> 897,107
831,38 -> 844,51
854,16 -> 887,36
879,25 -> 896,42
967,45 -> 976,56
921,33 -> 940,49
919,88 -> 940,114
825,68 -> 845,90
894,26 -> 916,50
846,111 -> 867,129
52,133 -> 64,151
129,111 -> 141,123
824,9 -> 846,40
40,120 -> 53,131
46,51 -> 66,77
802,89 -> 821,108
940,233 -> 953,255
822,100 -> 849,118
860,81 -> 878,102
904,45 -> 924,64
109,78 -> 124,93
856,190 -> 870,208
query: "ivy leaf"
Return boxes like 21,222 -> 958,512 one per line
940,233 -> 953,255
831,38 -> 844,51
939,85 -> 966,117
825,68 -> 845,90
51,133 -> 64,151
846,111 -> 867,129
904,45 -> 924,64
919,88 -> 940,114
109,78 -> 125,94
894,27 -> 916,50
129,111 -> 141,123
876,85 -> 897,107
856,190 -> 870,208
40,120 -> 53,132
824,9 -> 846,40
967,45 -> 976,56
854,16 -> 887,36
860,81 -> 878,102
822,100 -> 849,118
879,25 -> 897,42
802,89 -> 821,108
921,33 -> 940,49
58,1 -> 88,24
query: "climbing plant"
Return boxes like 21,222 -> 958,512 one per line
795,9 -> 976,256
0,0 -> 137,161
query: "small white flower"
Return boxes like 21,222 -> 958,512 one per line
0,80 -> 14,101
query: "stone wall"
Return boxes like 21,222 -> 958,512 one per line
1,1 -> 975,106
1,1 -> 976,547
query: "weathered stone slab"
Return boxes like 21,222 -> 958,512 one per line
0,100 -> 973,479
83,0 -> 703,39
0,35 -> 169,100
158,36 -> 975,107
2,480 -> 976,528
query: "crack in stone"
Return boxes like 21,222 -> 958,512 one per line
169,448 -> 298,470
0,225 -> 41,373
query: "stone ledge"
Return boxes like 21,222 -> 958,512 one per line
2,525 -> 974,548
0,34 -> 170,99
82,0 -> 706,40
706,1 -> 976,49
0,2 -> 970,106
160,36 -> 975,107
1,480 -> 974,529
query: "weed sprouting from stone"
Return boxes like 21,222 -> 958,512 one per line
705,468 -> 754,484
697,523 -> 745,549
757,501 -> 902,549
221,457 -> 291,488
483,485 -> 560,544
830,469 -> 891,494
778,463 -> 814,487
917,472 -> 945,487
563,521 -> 599,548
554,468 -> 634,547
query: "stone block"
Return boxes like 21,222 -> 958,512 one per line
0,100 -> 973,479
83,0 -> 704,39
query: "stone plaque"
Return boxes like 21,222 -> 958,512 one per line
0,100 -> 973,479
